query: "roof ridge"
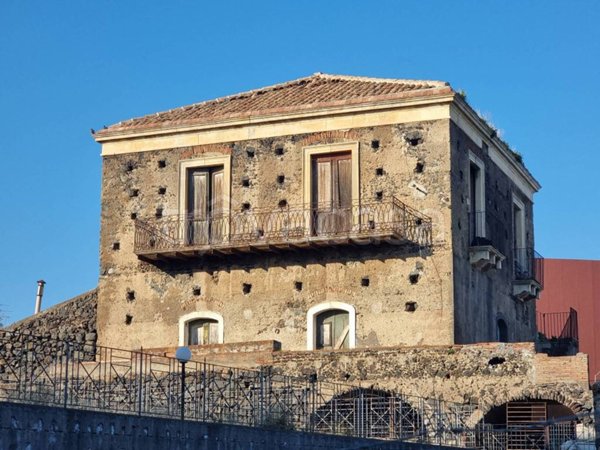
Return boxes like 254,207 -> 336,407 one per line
314,72 -> 449,87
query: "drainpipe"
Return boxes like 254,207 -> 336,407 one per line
34,280 -> 46,314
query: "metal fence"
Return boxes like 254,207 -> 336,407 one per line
0,329 -> 595,448
537,308 -> 579,342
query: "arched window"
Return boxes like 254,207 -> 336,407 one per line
178,311 -> 224,346
497,318 -> 508,343
307,302 -> 356,350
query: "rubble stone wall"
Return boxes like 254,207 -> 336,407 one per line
1,289 -> 98,362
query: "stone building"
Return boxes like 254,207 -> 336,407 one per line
89,73 -> 595,444
93,73 -> 542,352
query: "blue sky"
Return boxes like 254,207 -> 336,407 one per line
0,1 -> 598,324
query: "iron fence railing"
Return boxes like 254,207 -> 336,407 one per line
514,248 -> 544,288
0,329 -> 595,448
537,308 -> 579,342
134,198 -> 432,257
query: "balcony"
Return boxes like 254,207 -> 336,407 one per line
536,309 -> 579,356
513,248 -> 544,300
468,211 -> 505,271
134,198 -> 432,261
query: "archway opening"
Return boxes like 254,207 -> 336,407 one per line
497,318 -> 508,342
477,399 -> 578,449
313,388 -> 423,439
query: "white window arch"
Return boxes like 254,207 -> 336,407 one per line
306,302 -> 356,350
178,311 -> 224,346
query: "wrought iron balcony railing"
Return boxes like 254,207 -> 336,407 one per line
134,197 -> 432,260
514,248 -> 544,288
537,308 -> 578,342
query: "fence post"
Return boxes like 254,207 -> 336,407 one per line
137,351 -> 143,415
63,342 -> 70,408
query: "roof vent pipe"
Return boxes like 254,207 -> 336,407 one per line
35,280 -> 46,314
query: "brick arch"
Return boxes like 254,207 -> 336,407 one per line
466,384 -> 590,427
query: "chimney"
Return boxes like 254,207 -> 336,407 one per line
35,280 -> 46,314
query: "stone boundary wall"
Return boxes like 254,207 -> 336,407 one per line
0,401 -> 459,450
1,289 -> 97,362
270,342 -> 593,416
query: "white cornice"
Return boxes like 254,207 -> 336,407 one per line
450,100 -> 541,198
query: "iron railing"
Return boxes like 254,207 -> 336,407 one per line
134,198 -> 432,258
537,308 -> 578,342
514,248 -> 544,288
0,329 -> 595,448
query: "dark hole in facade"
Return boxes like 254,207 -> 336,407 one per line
459,170 -> 464,181
415,162 -> 425,173
275,147 -> 284,156
157,160 -> 166,168
130,212 -> 137,220
458,220 -> 462,230
415,218 -> 423,226
361,277 -> 370,287
155,208 -> 163,218
368,220 -> 375,229
308,373 -> 318,383
488,356 -> 506,366
125,314 -> 133,325
256,228 -> 264,238
376,168 -> 384,176
130,189 -> 139,198
278,199 -> 288,208
371,140 -> 380,149
158,187 -> 167,195
409,138 -> 420,146
294,281 -> 303,291
405,301 -> 417,312
242,178 -> 250,187
277,175 -> 285,184
409,273 -> 419,284
112,242 -> 120,251
246,148 -> 255,158
126,290 -> 135,301
192,286 -> 201,296
375,191 -> 383,200
242,283 -> 252,295
125,161 -> 135,172
242,202 -> 251,212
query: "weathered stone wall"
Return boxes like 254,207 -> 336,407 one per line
1,289 -> 97,362
98,121 -> 456,351
0,401 -> 459,450
270,343 -> 593,417
450,122 -> 536,344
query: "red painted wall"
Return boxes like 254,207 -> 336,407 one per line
537,259 -> 600,384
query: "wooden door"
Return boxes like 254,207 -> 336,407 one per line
186,166 -> 224,245
316,309 -> 350,349
188,319 -> 219,345
187,169 -> 210,245
312,153 -> 352,235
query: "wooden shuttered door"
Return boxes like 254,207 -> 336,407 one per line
186,166 -> 224,245
316,309 -> 350,350
312,153 -> 352,235
188,319 -> 219,345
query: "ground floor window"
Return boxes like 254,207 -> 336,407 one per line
187,318 -> 219,345
307,302 -> 356,350
178,311 -> 224,346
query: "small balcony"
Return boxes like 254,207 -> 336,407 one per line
536,309 -> 579,356
513,248 -> 544,300
468,211 -> 505,271
134,198 -> 432,261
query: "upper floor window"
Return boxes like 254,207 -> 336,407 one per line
512,195 -> 526,270
312,152 -> 352,235
186,166 -> 224,245
468,151 -> 486,242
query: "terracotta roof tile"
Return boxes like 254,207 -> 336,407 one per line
96,73 -> 452,137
